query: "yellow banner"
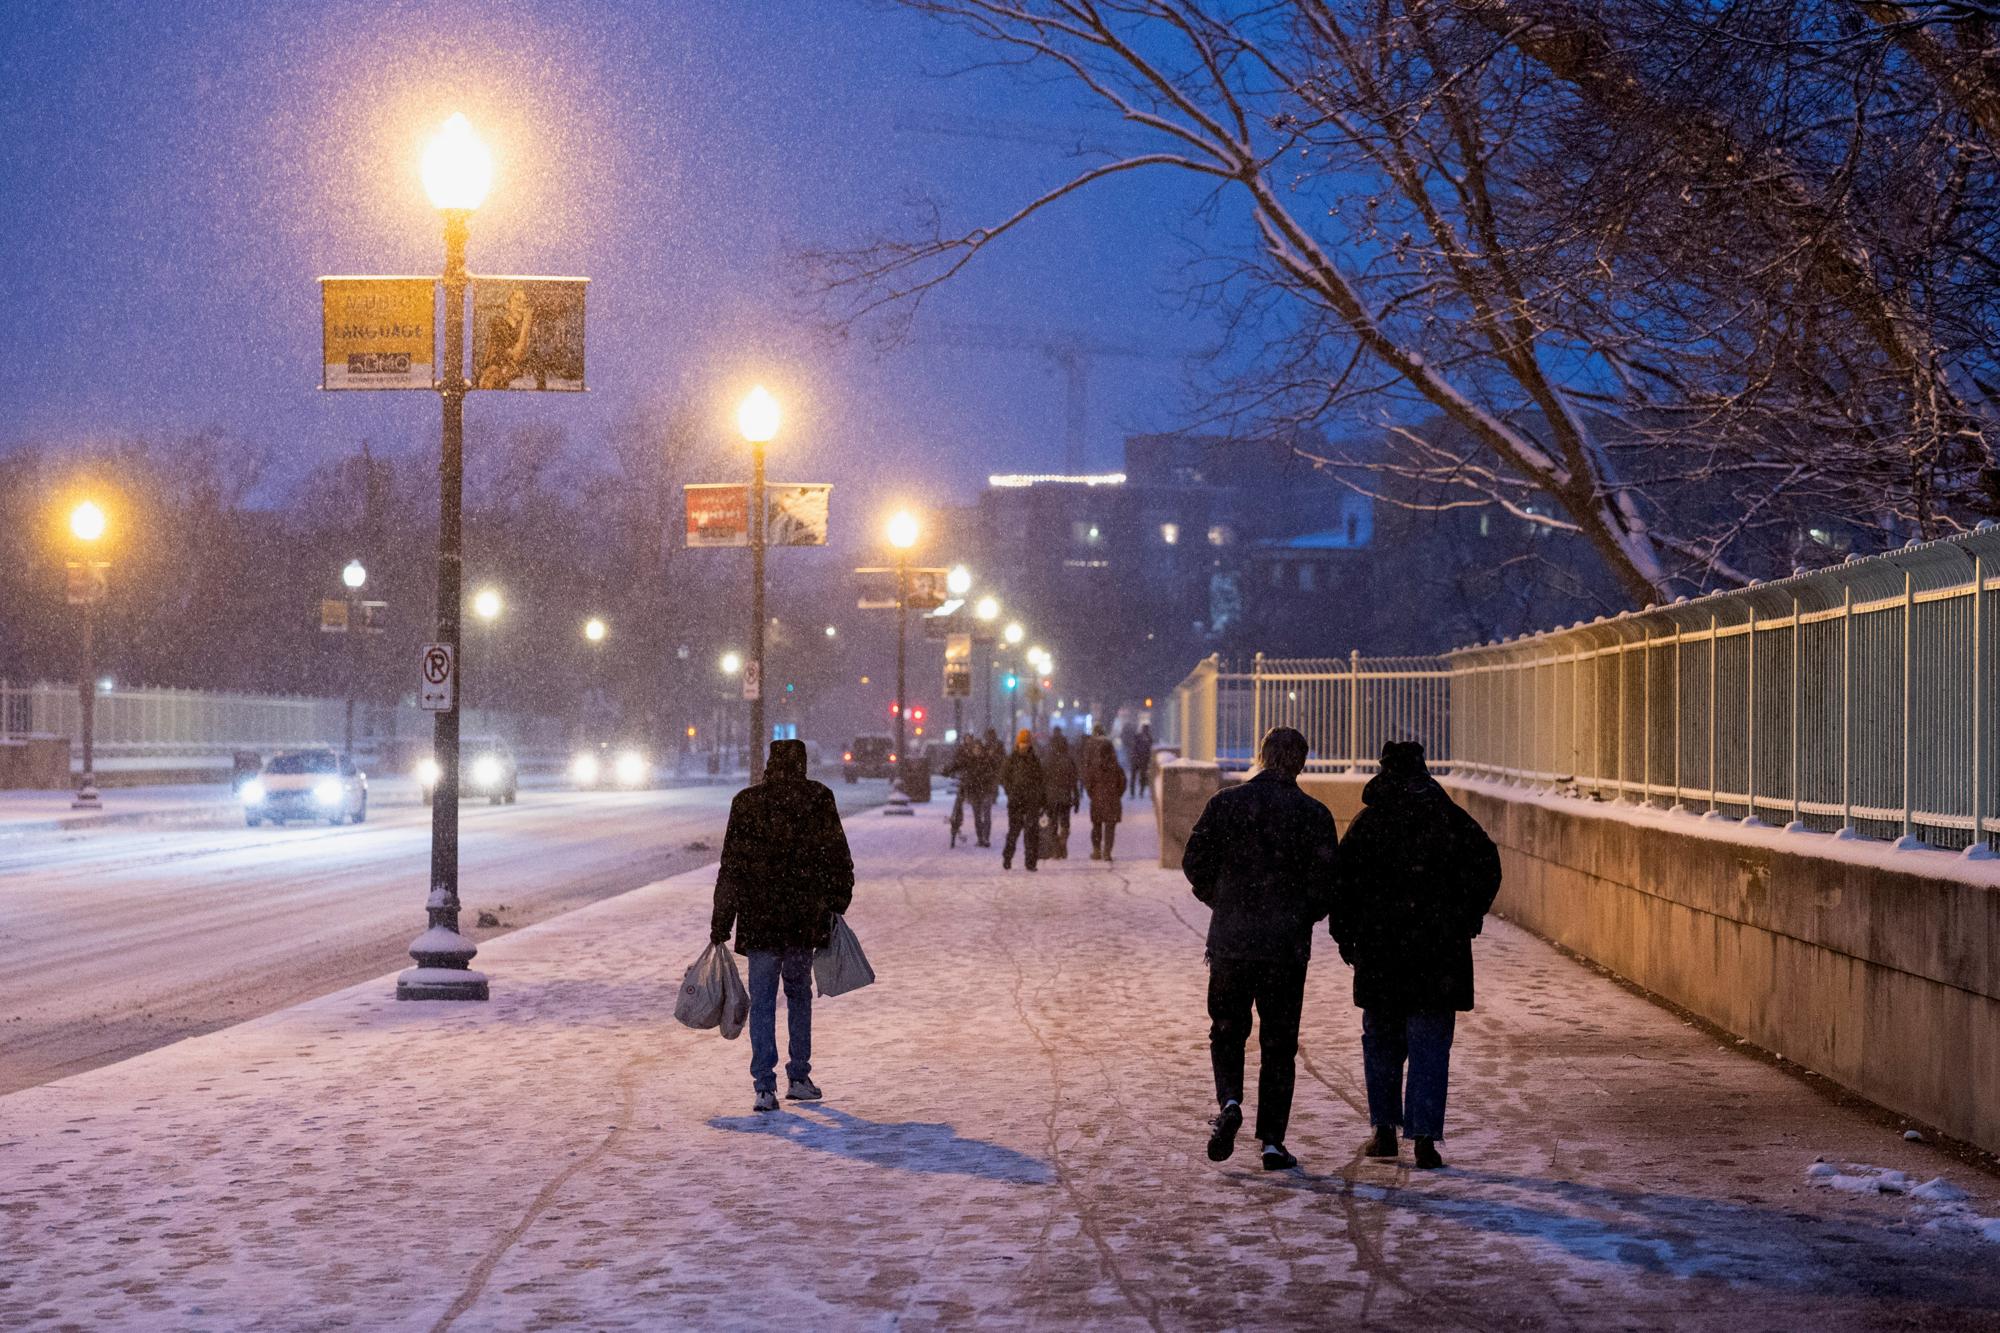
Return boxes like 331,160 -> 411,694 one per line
320,277 -> 434,390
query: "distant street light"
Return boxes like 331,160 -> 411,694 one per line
975,596 -> 999,622
340,560 -> 369,755
472,587 -> 503,622
66,500 -> 108,810
342,559 -> 367,590
721,651 -> 744,675
584,617 -> 608,643
824,624 -> 838,638
888,510 -> 920,551
739,385 -> 781,782
1004,622 -> 1024,646
947,565 -> 972,597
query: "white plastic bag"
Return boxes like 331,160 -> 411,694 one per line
813,915 -> 876,997
675,942 -> 750,1039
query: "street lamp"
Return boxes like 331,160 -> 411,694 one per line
887,510 -> 919,812
721,651 -> 743,675
973,596 -> 1001,731
66,501 -> 108,810
401,111 -> 494,1003
947,565 -> 972,598
340,560 -> 367,755
1004,621 -> 1024,646
824,624 -> 838,638
738,385 -> 780,781
584,617 -> 608,643
472,587 -> 502,621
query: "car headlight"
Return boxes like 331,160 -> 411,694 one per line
472,755 -> 502,788
240,779 -> 265,805
572,752 -> 600,785
313,778 -> 345,806
415,757 -> 441,788
613,751 -> 646,786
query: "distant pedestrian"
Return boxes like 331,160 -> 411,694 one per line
999,729 -> 1044,872
1130,724 -> 1155,800
968,729 -> 1002,847
1082,724 -> 1125,861
1182,727 -> 1339,1171
1043,730 -> 1080,860
1121,720 -> 1141,796
710,739 -> 856,1114
1329,741 -> 1500,1170
941,732 -> 997,848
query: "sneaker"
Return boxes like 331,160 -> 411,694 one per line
1261,1143 -> 1299,1171
1413,1137 -> 1444,1170
786,1078 -> 822,1102
1363,1125 -> 1398,1159
1207,1102 -> 1243,1162
753,1089 -> 780,1113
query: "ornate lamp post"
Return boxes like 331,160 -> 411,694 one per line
341,559 -> 367,755
738,385 -> 780,781
887,510 -> 920,811
974,595 -> 1000,732
399,112 -> 494,1003
67,500 -> 108,810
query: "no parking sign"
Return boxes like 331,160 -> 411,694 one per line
419,643 -> 455,711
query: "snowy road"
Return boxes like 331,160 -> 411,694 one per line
0,781 -> 881,1095
4,802 -> 1998,1329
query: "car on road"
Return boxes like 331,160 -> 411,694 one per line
571,741 -> 652,790
242,749 -> 367,827
843,735 -> 897,783
415,738 -> 519,805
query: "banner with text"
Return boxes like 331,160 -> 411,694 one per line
685,483 -> 833,547
320,277 -> 434,390
471,277 -> 587,391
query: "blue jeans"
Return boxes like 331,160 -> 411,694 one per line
1362,1009 -> 1456,1139
748,948 -> 814,1092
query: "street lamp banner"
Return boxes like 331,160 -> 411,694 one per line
320,598 -> 351,633
470,277 -> 587,391
686,483 -> 834,547
319,277 -> 435,390
855,566 -> 951,612
944,632 -> 973,698
64,561 -> 110,606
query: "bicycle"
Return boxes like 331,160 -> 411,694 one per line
949,785 -> 966,848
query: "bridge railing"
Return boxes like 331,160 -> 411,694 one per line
1165,524 -> 2000,855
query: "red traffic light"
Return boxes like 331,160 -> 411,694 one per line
911,706 -> 926,724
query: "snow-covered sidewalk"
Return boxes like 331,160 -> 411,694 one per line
3,802 -> 1998,1331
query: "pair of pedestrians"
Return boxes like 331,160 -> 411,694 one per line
1183,729 -> 1500,1171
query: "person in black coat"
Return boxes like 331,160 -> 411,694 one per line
998,729 -> 1044,871
711,739 -> 855,1112
1329,740 -> 1500,1169
1042,729 -> 1080,859
1182,727 -> 1340,1171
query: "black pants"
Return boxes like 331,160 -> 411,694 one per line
971,796 -> 994,845
1207,957 -> 1307,1145
1003,802 -> 1040,868
1047,804 -> 1071,856
1090,818 -> 1117,858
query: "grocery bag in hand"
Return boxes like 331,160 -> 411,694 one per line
813,914 -> 876,997
674,942 -> 751,1038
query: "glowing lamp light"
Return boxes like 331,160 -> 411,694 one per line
887,510 -> 919,550
721,651 -> 743,675
824,625 -> 838,638
975,596 -> 999,622
342,559 -> 367,590
947,565 -> 972,597
422,113 -> 493,211
584,617 -> 607,643
472,587 -> 503,621
737,385 -> 781,444
69,501 -> 106,542
1004,623 -> 1024,646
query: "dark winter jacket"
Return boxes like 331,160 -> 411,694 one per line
942,740 -> 998,801
1082,737 -> 1124,822
1182,769 -> 1340,965
1000,747 -> 1044,813
711,741 -> 855,954
1043,737 -> 1080,812
1329,760 -> 1501,1012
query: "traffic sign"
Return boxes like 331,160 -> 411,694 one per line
419,643 -> 456,711
742,659 -> 762,701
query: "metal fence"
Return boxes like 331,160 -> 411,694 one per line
1164,525 -> 2000,856
0,680 -> 567,774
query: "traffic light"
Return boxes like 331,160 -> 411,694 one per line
1003,673 -> 1019,691
911,706 -> 926,724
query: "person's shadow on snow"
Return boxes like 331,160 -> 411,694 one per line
708,1104 -> 1052,1185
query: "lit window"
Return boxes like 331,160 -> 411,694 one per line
1070,520 -> 1103,545
1208,524 -> 1231,547
1479,513 -> 1492,538
1161,522 -> 1179,546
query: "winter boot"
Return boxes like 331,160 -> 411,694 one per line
1413,1137 -> 1444,1170
1002,855 -> 1012,870
786,1078 -> 823,1101
1261,1142 -> 1299,1171
1363,1125 -> 1398,1159
1207,1101 -> 1243,1162
753,1089 -> 780,1113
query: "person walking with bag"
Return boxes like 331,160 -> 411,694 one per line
1082,724 -> 1124,861
1043,729 -> 1080,860
998,729 -> 1043,872
1329,740 -> 1501,1169
1182,727 -> 1339,1171
710,739 -> 855,1113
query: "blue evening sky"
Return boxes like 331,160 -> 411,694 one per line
0,0 -> 1232,534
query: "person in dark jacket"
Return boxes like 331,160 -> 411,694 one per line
998,729 -> 1044,871
1182,727 -> 1339,1171
1042,730 -> 1080,859
711,739 -> 856,1113
1082,724 -> 1124,861
1329,740 -> 1501,1169
968,730 -> 1002,846
1131,724 -> 1155,799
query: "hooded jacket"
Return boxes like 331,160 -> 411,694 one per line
711,740 -> 855,953
1181,768 -> 1340,965
1329,745 -> 1501,1011
1043,734 -> 1080,811
999,739 -> 1044,812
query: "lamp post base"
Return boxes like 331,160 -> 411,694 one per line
396,920 -> 489,1001
883,788 -> 915,816
70,785 -> 101,811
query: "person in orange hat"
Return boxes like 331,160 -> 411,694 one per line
997,729 -> 1044,871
